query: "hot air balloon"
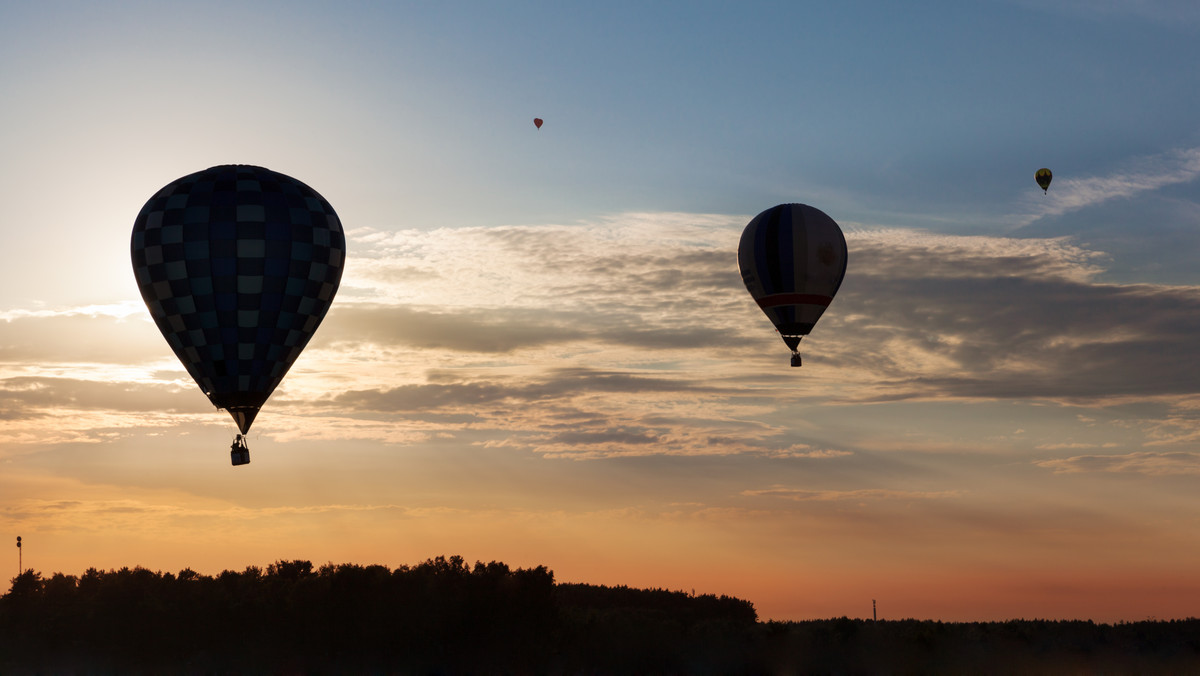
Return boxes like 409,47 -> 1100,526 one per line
737,203 -> 847,367
1036,168 -> 1052,193
533,118 -> 543,129
131,165 -> 346,465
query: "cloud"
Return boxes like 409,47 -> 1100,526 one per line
742,486 -> 964,502
1034,442 -> 1120,451
0,497 -> 455,539
322,216 -> 757,362
0,302 -> 145,322
324,368 -> 727,413
1014,147 -> 1200,227
1036,451 -> 1200,475
845,229 -> 1108,282
0,307 -> 166,365
770,445 -> 854,459
341,214 -> 745,312
319,305 -> 568,353
6,212 -> 1200,461
331,218 -> 1200,412
0,376 -> 202,415
338,220 -> 1200,412
826,229 -> 1200,403
311,368 -> 783,458
0,373 -> 222,452
317,304 -> 741,354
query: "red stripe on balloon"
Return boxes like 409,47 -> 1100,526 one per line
756,293 -> 833,309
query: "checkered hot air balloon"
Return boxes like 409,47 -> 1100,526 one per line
131,165 -> 345,464
737,203 -> 847,367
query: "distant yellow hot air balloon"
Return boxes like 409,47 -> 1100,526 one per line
1035,168 -> 1052,194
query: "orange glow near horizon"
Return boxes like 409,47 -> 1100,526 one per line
4,2 -> 1200,624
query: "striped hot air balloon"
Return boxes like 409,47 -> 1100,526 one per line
737,203 -> 847,367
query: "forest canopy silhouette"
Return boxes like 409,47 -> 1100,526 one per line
3,556 -> 1199,674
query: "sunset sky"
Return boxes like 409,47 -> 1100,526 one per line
4,0 -> 1200,623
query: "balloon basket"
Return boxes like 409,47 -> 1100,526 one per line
230,435 -> 250,466
790,353 -> 802,368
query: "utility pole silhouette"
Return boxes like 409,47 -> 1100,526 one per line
15,536 -> 20,575
873,598 -> 877,622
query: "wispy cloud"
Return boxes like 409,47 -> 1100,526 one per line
1014,147 -> 1200,227
1034,442 -> 1120,451
341,213 -> 744,311
0,496 -> 469,544
742,487 -> 964,502
1036,451 -> 1200,475
0,311 -> 164,366
0,376 -> 198,414
0,301 -> 146,322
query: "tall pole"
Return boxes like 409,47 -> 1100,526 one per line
15,536 -> 20,575
873,598 -> 877,622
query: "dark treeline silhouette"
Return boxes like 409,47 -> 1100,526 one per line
0,556 -> 755,674
2,556 -> 1198,674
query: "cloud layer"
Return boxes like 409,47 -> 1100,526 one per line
5,214 -> 1199,463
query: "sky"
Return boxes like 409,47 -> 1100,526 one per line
2,0 -> 1200,623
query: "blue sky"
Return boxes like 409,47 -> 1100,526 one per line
4,0 -> 1200,306
3,0 -> 1200,621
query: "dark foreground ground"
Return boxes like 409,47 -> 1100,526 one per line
3,557 -> 1198,674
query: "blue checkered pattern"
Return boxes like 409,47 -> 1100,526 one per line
131,165 -> 345,433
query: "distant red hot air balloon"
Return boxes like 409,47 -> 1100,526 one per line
533,118 -> 543,129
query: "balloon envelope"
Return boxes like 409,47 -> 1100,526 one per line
1036,168 -> 1052,193
130,165 -> 345,434
533,117 -> 543,129
737,203 -> 847,356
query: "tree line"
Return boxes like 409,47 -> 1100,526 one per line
0,556 -> 756,673
2,556 -> 1199,674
